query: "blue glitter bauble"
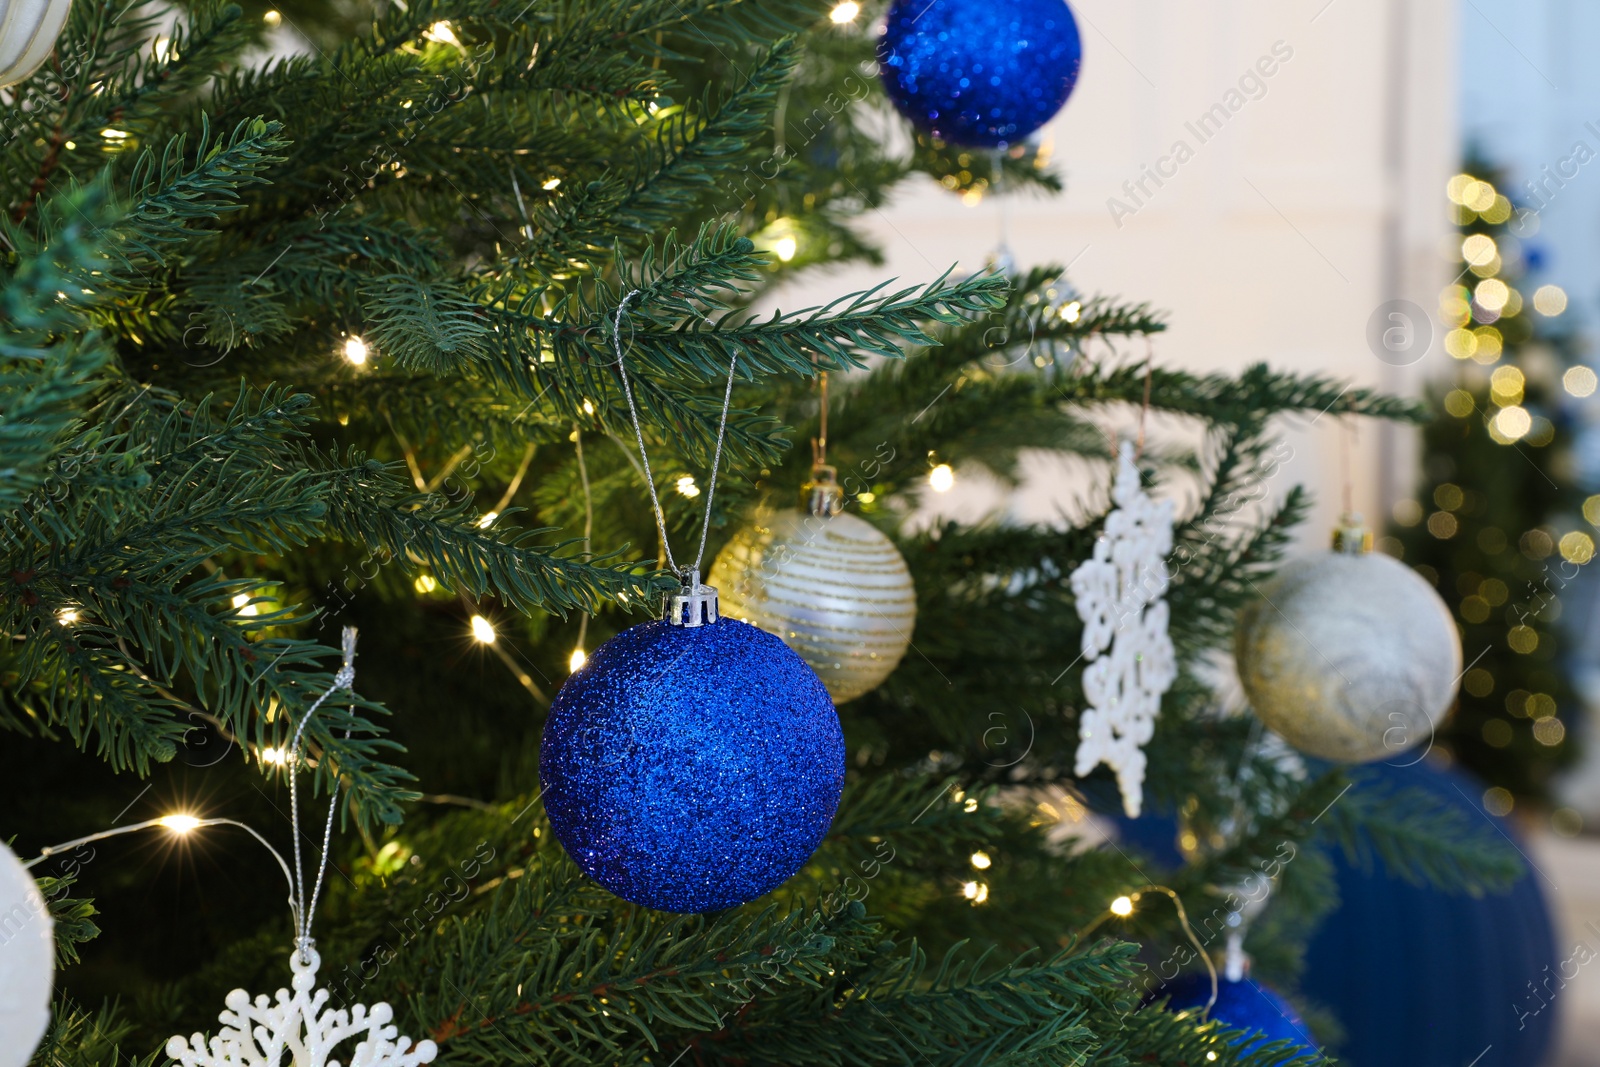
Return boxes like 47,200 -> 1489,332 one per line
877,0 -> 1082,148
540,617 -> 844,913
1147,974 -> 1318,1057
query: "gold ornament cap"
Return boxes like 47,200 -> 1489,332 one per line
1331,512 -> 1373,555
803,465 -> 845,518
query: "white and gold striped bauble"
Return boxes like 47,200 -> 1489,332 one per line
709,477 -> 916,703
0,0 -> 72,90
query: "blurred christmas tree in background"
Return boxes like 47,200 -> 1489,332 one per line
1390,156 -> 1591,821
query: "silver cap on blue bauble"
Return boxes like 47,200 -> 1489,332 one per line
664,569 -> 718,627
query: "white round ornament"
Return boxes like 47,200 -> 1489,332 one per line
1234,516 -> 1462,763
709,468 -> 916,703
0,0 -> 73,90
0,838 -> 53,1067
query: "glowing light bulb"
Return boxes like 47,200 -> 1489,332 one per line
1110,895 -> 1134,917
970,850 -> 991,870
232,592 -> 259,617
1534,284 -> 1568,316
1059,300 -> 1082,323
1460,233 -> 1496,267
159,814 -> 202,834
960,881 -> 989,904
1493,405 -> 1531,442
1565,366 -> 1598,398
582,398 -> 595,415
260,746 -> 286,764
263,9 -> 281,26
929,464 -> 955,492
414,574 -> 438,594
830,0 -> 860,22
773,236 -> 797,263
470,614 -> 496,644
57,609 -> 78,624
569,647 -> 587,672
478,511 -> 499,528
676,475 -> 700,498
343,335 -> 369,366
542,177 -> 562,191
424,20 -> 461,46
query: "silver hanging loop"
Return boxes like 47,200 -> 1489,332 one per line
610,290 -> 740,625
665,569 -> 719,628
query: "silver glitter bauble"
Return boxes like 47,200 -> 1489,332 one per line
709,469 -> 916,703
0,0 -> 73,90
1234,518 -> 1462,763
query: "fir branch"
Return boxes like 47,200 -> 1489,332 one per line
1316,769 -> 1525,894
35,873 -> 101,968
306,449 -> 670,617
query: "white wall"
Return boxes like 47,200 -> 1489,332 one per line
789,0 -> 1460,539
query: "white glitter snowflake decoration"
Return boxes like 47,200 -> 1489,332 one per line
1070,441 -> 1177,818
166,945 -> 437,1067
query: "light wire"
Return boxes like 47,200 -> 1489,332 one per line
23,633 -> 361,961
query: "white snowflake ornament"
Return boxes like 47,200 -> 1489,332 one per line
1069,441 -> 1177,817
166,945 -> 437,1067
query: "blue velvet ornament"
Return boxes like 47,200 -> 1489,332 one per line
540,616 -> 845,913
1148,973 -> 1319,1057
1300,759 -> 1559,1067
877,0 -> 1082,148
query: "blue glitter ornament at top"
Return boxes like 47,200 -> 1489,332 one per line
877,0 -> 1082,148
1146,973 -> 1319,1058
540,603 -> 845,913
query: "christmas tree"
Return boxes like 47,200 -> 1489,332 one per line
1391,158 -> 1587,809
2,1 -> 1524,1063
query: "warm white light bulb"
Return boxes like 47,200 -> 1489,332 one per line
569,648 -> 587,672
675,475 -> 700,498
159,814 -> 202,834
414,574 -> 438,594
260,747 -> 286,765
1110,895 -> 1134,917
773,236 -> 797,263
470,614 -> 496,644
57,609 -> 78,624
424,19 -> 461,45
830,1 -> 860,22
970,850 -> 992,870
478,511 -> 499,528
929,464 -> 955,492
542,177 -> 562,191
343,335 -> 369,366
232,592 -> 259,617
